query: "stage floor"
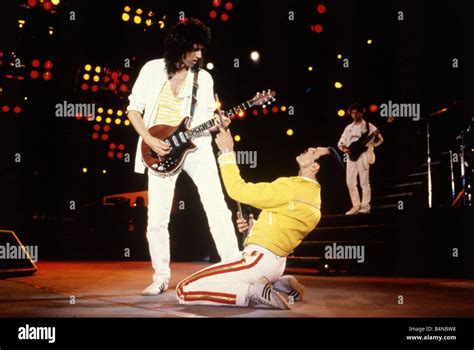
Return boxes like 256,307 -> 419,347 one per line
0,261 -> 473,318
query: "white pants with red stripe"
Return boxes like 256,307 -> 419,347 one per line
176,244 -> 286,307
346,157 -> 371,210
147,142 -> 240,284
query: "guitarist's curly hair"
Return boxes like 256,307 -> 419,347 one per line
164,18 -> 211,77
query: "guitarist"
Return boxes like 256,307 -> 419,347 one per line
126,18 -> 239,296
338,103 -> 383,215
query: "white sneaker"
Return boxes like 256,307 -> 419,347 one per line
359,207 -> 370,214
248,277 -> 292,310
345,206 -> 360,215
272,275 -> 305,302
142,281 -> 168,296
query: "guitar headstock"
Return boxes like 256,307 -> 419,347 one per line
250,89 -> 276,108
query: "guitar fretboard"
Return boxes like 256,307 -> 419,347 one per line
185,99 -> 255,139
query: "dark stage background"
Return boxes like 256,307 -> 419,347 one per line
0,0 -> 472,268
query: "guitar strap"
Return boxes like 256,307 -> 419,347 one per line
189,71 -> 199,124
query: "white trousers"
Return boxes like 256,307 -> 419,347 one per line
346,157 -> 371,210
146,143 -> 239,283
176,244 -> 286,307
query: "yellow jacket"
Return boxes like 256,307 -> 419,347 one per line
218,152 -> 321,257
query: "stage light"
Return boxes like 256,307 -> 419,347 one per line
311,24 -> 323,33
225,2 -> 233,10
117,153 -> 123,159
118,144 -> 125,151
221,13 -> 229,21
115,118 -> 121,125
209,10 -> 217,19
48,27 -> 54,35
30,71 -> 39,79
93,75 -> 100,82
95,66 -> 101,73
287,129 -> 294,136
109,83 -> 117,91
213,0 -> 221,6
93,124 -> 100,131
234,135 -> 241,142
2,106 -> 10,113
136,8 -> 143,15
43,1 -> 52,11
252,110 -> 258,116
84,64 -> 92,71
107,109 -> 113,115
51,0 -> 60,5
92,133 -> 99,140
117,110 -> 123,117
107,151 -> 114,158
13,106 -> 22,114
103,125 -> 110,132
334,82 -> 343,89
281,106 -> 287,112
82,168 -> 88,173
18,20 -> 25,29
44,60 -> 53,70
109,143 -> 116,150
146,19 -> 152,26
262,108 -> 268,115
338,109 -> 345,117
272,106 -> 279,113
83,73 -> 90,81
206,62 -> 214,70
124,120 -> 131,126
101,134 -> 109,141
308,66 -> 313,71
337,54 -> 342,59
120,84 -> 128,92
96,116 -> 102,122
369,104 -> 378,113
91,85 -> 98,92
42,71 -> 51,80
122,74 -> 130,82
367,39 -> 373,45
105,117 -> 112,124
250,51 -> 260,62
122,13 -> 130,22
27,0 -> 37,6
237,111 -> 245,119
102,170 -> 107,174
317,4 -> 326,14
134,16 -> 142,24
97,107 -> 104,113
32,59 -> 40,68
124,6 -> 131,12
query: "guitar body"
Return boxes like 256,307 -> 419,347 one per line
141,117 -> 197,177
348,128 -> 370,161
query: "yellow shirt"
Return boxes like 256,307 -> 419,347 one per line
153,79 -> 187,126
218,152 -> 322,257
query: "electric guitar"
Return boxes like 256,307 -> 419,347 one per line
142,90 -> 276,177
348,117 -> 394,161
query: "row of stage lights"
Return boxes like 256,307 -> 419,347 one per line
25,0 -> 60,11
0,52 -> 53,81
80,65 -> 129,93
121,6 -> 166,28
209,0 -> 234,22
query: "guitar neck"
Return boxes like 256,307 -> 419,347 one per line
186,99 -> 255,138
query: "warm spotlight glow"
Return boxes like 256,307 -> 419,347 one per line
206,62 -> 214,70
82,167 -> 88,173
367,39 -> 373,45
308,66 -> 313,71
335,82 -> 343,89
84,64 -> 92,71
134,15 -> 142,24
122,13 -> 130,22
338,109 -> 345,117
337,54 -> 342,59
250,51 -> 260,62
234,135 -> 241,142
286,129 -> 294,136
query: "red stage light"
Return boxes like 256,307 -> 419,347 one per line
120,84 -> 128,92
252,110 -> 258,116
104,76 -> 110,83
101,134 -> 109,141
225,2 -> 233,10
17,76 -> 25,81
109,83 -> 117,91
209,10 -> 217,19
111,72 -> 119,80
43,1 -> 52,10
28,0 -> 37,7
81,83 -> 88,91
2,105 -> 10,113
317,4 -> 326,14
44,60 -> 53,70
117,152 -> 123,159
262,108 -> 268,115
30,70 -> 39,79
230,114 -> 236,120
369,104 -> 378,113
109,143 -> 116,150
92,133 -> 99,140
212,0 -> 221,7
107,151 -> 114,158
221,13 -> 229,21
13,106 -> 22,114
312,24 -> 323,33
91,85 -> 99,92
121,74 -> 129,82
42,71 -> 52,80
31,59 -> 40,68
103,125 -> 111,132
272,106 -> 279,113
118,144 -> 125,151
93,124 -> 100,131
